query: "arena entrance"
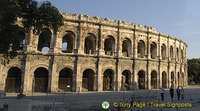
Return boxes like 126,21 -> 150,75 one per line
58,68 -> 73,92
103,69 -> 114,91
121,70 -> 131,90
138,70 -> 145,89
5,67 -> 22,92
82,69 -> 95,91
162,71 -> 167,88
151,70 -> 157,89
33,67 -> 48,92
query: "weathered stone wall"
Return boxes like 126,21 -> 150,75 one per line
0,13 -> 188,93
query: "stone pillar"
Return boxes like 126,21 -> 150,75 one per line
97,62 -> 103,91
117,66 -> 122,91
52,32 -> 60,53
146,67 -> 150,89
133,69 -> 138,90
49,59 -> 57,92
75,62 -> 82,92
23,56 -> 32,93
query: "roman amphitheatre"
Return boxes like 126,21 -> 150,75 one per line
0,13 -> 188,93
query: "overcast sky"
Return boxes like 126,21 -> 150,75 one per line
38,0 -> 200,59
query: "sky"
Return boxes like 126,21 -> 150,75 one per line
37,0 -> 200,59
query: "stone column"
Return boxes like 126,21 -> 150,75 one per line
75,62 -> 82,92
23,56 -> 32,93
52,32 -> 60,53
97,62 -> 103,91
49,58 -> 58,92
117,66 -> 122,91
133,69 -> 138,90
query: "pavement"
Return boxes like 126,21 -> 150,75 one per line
1,85 -> 200,111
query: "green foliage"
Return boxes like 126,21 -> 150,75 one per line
0,0 -> 63,56
188,58 -> 200,84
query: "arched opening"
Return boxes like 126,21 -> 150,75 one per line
170,46 -> 173,61
122,38 -> 131,57
58,68 -> 73,92
138,70 -> 145,89
171,71 -> 174,87
161,44 -> 166,60
5,67 -> 21,92
104,36 -> 115,56
162,71 -> 167,88
176,48 -> 179,61
62,31 -> 74,53
150,42 -> 157,59
151,70 -> 157,89
103,69 -> 114,91
137,40 -> 145,58
121,70 -> 131,90
84,34 -> 96,54
37,28 -> 51,52
34,67 -> 48,92
82,69 -> 95,91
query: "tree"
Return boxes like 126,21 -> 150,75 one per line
0,0 -> 63,57
188,58 -> 200,84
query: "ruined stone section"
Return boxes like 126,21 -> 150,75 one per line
0,13 -> 188,93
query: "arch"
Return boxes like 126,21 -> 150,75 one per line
170,46 -> 173,60
5,67 -> 22,92
33,67 -> 49,92
161,44 -> 167,60
82,69 -> 95,91
121,70 -> 131,90
171,71 -> 175,87
137,40 -> 145,58
162,71 -> 167,88
122,38 -> 132,57
58,68 -> 73,92
150,42 -> 157,59
62,31 -> 75,53
84,33 -> 96,54
103,69 -> 114,91
151,70 -> 157,89
104,36 -> 115,56
138,70 -> 145,89
37,28 -> 52,52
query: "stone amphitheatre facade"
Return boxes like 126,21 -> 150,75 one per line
0,13 -> 188,93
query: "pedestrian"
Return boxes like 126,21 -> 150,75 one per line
181,87 -> 184,100
170,86 -> 174,102
176,86 -> 181,100
160,86 -> 165,101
